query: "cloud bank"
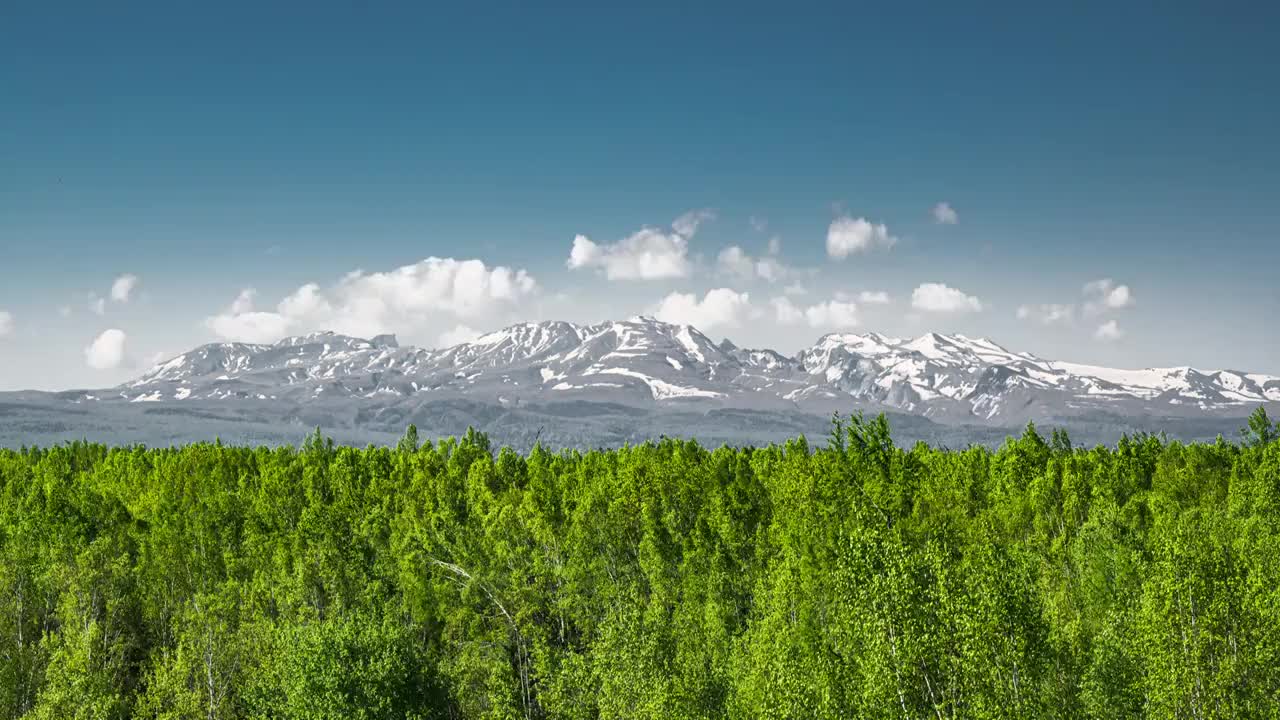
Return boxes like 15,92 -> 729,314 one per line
206,257 -> 537,344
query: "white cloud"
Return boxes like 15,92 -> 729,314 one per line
1094,320 -> 1124,342
770,297 -> 804,325
804,300 -> 859,328
278,283 -> 330,318
437,324 -> 482,348
567,234 -> 603,269
671,208 -> 716,238
651,288 -> 752,331
110,274 -> 139,302
1016,303 -> 1074,324
1015,281 -> 1131,326
1083,278 -> 1134,314
911,283 -> 983,313
767,236 -> 781,255
229,288 -> 256,314
932,202 -> 958,225
826,216 -> 898,259
0,311 -> 12,338
206,257 -> 538,344
771,296 -> 859,328
88,294 -> 106,316
1105,284 -> 1133,308
207,292 -> 293,343
717,246 -> 755,280
755,257 -> 789,283
568,209 -> 719,281
567,228 -> 691,280
782,283 -> 808,296
857,290 -> 891,304
85,329 -> 128,370
716,246 -> 793,283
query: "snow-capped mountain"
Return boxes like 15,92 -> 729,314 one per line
105,317 -> 1280,426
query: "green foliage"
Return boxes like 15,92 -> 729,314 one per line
0,416 -> 1278,718
1242,406 -> 1278,447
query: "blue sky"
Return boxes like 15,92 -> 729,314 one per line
2,1 -> 1278,389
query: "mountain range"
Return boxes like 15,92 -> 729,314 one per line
3,317 -> 1275,449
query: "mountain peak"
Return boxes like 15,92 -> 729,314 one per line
622,314 -> 670,327
275,330 -> 363,347
110,319 -> 1280,422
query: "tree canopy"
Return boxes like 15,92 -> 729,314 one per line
1,416 -> 1278,718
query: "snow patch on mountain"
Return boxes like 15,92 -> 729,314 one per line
113,318 -> 1278,426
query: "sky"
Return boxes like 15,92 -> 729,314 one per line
2,1 -> 1278,390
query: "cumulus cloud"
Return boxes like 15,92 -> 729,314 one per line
206,290 -> 292,343
770,297 -> 804,325
110,274 -> 139,302
568,209 -> 721,281
437,324 -> 482,348
804,300 -> 859,328
0,311 -> 12,338
651,288 -> 752,331
826,216 -> 898,259
206,257 -> 538,344
568,227 -> 691,280
1016,303 -> 1074,324
771,296 -> 859,328
716,246 -> 793,283
277,283 -> 329,318
1094,320 -> 1124,342
568,209 -> 714,281
857,290 -> 891,304
1083,278 -> 1134,314
85,329 -> 128,370
911,283 -> 983,313
672,208 -> 717,238
932,202 -> 958,225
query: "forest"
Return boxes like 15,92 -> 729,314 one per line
1,409 -> 1278,719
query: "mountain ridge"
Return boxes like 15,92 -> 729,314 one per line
96,316 -> 1279,426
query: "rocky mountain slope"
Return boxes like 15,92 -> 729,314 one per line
95,316 -> 1279,425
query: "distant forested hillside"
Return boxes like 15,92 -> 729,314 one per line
1,410 -> 1279,719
